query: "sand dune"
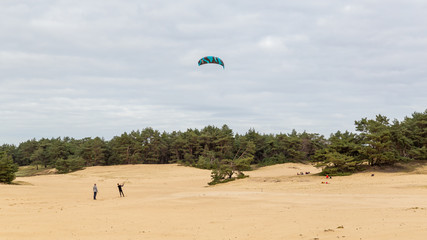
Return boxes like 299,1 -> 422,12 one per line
1,163 -> 427,240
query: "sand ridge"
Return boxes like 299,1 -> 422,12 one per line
1,163 -> 427,240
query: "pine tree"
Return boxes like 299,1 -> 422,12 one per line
0,153 -> 19,184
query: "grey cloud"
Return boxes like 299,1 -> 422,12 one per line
1,0 -> 426,144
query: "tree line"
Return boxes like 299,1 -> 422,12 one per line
1,110 -> 426,183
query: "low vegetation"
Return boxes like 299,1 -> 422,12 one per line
15,165 -> 56,177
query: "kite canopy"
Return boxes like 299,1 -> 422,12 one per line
198,56 -> 224,68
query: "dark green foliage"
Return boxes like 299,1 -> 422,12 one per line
208,169 -> 235,185
0,152 -> 19,183
208,157 -> 251,185
257,155 -> 287,167
208,140 -> 253,185
196,154 -> 218,169
2,110 -> 425,178
355,115 -> 403,166
208,159 -> 235,185
316,151 -> 365,176
79,137 -> 108,166
401,111 -> 427,160
55,156 -> 85,174
15,139 -> 38,166
314,131 -> 364,175
6,125 -> 328,170
314,110 -> 427,175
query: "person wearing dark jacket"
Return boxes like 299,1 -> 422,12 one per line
117,183 -> 125,197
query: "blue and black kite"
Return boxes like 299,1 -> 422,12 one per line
198,56 -> 224,68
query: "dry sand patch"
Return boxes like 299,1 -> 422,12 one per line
1,163 -> 427,240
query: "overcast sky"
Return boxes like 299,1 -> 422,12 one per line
1,0 -> 426,145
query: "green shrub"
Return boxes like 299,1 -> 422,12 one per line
0,153 -> 19,184
196,156 -> 218,169
257,154 -> 288,167
55,156 -> 85,174
208,158 -> 250,185
317,151 -> 365,176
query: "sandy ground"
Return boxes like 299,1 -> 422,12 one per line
1,163 -> 427,240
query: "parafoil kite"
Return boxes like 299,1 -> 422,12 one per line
198,56 -> 224,68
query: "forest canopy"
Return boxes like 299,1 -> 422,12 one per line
1,110 -> 426,182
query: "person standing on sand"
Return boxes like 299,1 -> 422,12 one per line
117,183 -> 125,197
93,184 -> 98,200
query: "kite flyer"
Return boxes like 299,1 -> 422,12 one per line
117,183 -> 125,197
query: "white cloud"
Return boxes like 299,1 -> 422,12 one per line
258,36 -> 287,51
